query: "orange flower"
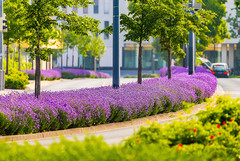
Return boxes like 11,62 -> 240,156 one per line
188,128 -> 191,131
219,132 -> 222,135
193,129 -> 197,132
176,147 -> 180,151
230,118 -> 234,122
217,124 -> 221,128
137,139 -> 140,143
178,143 -> 183,147
210,135 -> 214,139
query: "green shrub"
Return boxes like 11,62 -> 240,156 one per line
198,96 -> 240,127
142,73 -> 159,78
5,69 -> 29,89
124,74 -> 159,78
0,135 -> 235,161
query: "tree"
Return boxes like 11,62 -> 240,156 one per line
197,0 -> 230,58
90,34 -> 106,72
64,31 -> 78,68
77,34 -> 92,70
227,2 -> 240,39
152,0 -> 213,79
22,0 -> 100,98
4,0 -> 28,72
120,0 -> 158,84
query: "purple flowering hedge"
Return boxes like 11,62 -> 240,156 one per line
54,68 -> 110,79
25,69 -> 110,81
26,70 -> 62,81
0,67 -> 216,135
159,66 -> 211,77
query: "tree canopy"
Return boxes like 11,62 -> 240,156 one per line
197,0 -> 230,52
7,0 -> 101,97
121,0 -> 158,84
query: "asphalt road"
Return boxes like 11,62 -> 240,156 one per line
217,78 -> 240,98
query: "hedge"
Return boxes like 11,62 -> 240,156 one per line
0,66 -> 217,135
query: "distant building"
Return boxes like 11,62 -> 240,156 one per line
55,0 -> 166,70
203,0 -> 240,74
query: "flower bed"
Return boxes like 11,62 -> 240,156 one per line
0,96 -> 238,161
159,66 -> 211,77
0,67 -> 216,135
26,69 -> 61,81
53,68 -> 110,79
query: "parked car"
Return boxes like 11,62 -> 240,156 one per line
210,63 -> 230,78
197,57 -> 212,70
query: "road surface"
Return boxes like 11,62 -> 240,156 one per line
217,78 -> 240,98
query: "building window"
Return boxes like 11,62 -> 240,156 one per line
73,6 -> 78,13
104,21 -> 109,39
62,7 -> 67,14
94,0 -> 99,14
83,7 -> 88,14
104,0 -> 110,14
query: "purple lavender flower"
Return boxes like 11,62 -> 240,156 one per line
0,66 -> 216,135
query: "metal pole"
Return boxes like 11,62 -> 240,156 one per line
0,0 -> 2,71
182,44 -> 187,68
113,0 -> 120,88
0,0 -> 4,90
188,0 -> 195,75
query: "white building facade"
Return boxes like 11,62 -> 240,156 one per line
56,0 -> 129,69
55,0 -> 166,70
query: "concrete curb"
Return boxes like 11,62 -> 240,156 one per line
0,85 -> 224,142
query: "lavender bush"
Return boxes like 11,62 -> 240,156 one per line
26,70 -> 61,81
159,66 -> 211,77
0,67 -> 216,135
53,68 -> 110,79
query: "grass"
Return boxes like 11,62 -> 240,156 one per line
229,75 -> 240,78
124,73 -> 159,78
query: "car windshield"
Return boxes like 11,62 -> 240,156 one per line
212,65 -> 226,71
205,62 -> 212,67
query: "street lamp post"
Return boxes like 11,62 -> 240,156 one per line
113,0 -> 120,88
188,0 -> 195,75
187,0 -> 201,75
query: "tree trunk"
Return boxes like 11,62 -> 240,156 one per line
72,48 -> 74,68
98,58 -> 100,72
77,55 -> 80,68
6,41 -> 9,75
83,56 -> 85,70
49,54 -> 52,69
35,27 -> 41,98
13,47 -> 15,69
168,48 -> 172,79
214,43 -> 216,63
32,59 -> 34,70
18,43 -> 21,71
61,54 -> 63,69
72,55 -> 74,68
66,46 -> 69,68
138,39 -> 143,84
94,56 -> 96,72
90,55 -> 93,70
